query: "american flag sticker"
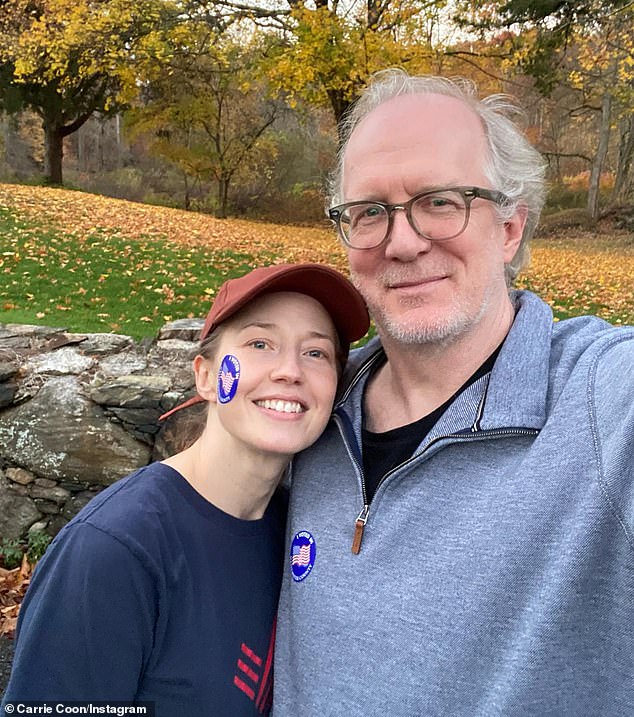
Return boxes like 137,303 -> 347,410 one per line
290,530 -> 316,582
217,354 -> 240,404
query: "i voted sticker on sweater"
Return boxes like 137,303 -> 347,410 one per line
290,531 -> 316,582
217,354 -> 240,404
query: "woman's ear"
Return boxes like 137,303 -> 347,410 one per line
193,354 -> 217,404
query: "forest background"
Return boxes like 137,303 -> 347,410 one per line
0,0 -> 633,224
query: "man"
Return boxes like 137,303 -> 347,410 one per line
273,70 -> 633,716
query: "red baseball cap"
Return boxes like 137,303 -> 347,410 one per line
200,262 -> 368,345
159,263 -> 369,420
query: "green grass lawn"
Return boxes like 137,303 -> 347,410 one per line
2,188 -> 634,339
0,207 -> 275,339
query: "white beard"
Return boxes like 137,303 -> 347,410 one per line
374,303 -> 482,345
351,268 -> 493,347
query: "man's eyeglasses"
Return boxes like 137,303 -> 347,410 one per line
328,186 -> 508,250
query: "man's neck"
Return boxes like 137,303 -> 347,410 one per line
364,299 -> 515,433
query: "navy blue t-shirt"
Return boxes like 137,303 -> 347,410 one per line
2,463 -> 287,716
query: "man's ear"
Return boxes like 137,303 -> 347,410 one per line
193,355 -> 217,404
503,204 -> 528,263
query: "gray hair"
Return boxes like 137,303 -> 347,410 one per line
329,69 -> 547,284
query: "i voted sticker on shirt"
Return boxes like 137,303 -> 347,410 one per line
217,354 -> 240,404
290,530 -> 316,582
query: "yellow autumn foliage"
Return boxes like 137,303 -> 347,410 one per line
1,183 -> 633,326
0,0 -> 173,102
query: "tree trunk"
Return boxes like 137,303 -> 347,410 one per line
330,88 -> 354,143
217,177 -> 229,218
77,124 -> 85,172
612,112 -> 634,205
43,121 -> 64,185
115,114 -> 122,169
98,118 -> 105,171
1,114 -> 10,165
183,172 -> 191,211
587,92 -> 612,223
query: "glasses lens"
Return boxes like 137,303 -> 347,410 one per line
410,190 -> 468,240
340,204 -> 388,248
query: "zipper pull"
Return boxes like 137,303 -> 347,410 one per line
351,505 -> 369,555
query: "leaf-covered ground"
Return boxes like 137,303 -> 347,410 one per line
1,182 -> 633,335
517,234 -> 634,325
0,184 -> 351,337
0,183 -> 345,264
0,557 -> 31,640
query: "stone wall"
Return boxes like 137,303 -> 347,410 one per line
0,320 -> 205,541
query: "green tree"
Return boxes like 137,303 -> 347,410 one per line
128,34 -> 282,217
0,0 -> 172,184
201,0 -> 454,130
460,0 -> 634,219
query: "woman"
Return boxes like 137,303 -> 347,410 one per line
2,263 -> 369,715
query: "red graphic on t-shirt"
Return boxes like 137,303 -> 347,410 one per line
233,617 -> 276,714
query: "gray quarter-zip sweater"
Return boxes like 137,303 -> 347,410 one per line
273,290 -> 634,717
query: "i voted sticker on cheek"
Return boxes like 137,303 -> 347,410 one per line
217,354 -> 240,404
